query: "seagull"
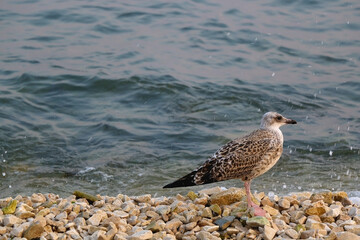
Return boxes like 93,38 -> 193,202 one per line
163,112 -> 297,216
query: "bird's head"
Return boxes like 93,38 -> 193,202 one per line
260,112 -> 297,130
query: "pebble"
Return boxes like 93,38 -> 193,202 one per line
87,213 -> 103,226
300,229 -> 316,238
201,207 -> 212,218
336,231 -> 360,240
196,231 -> 221,240
246,216 -> 270,227
0,226 -> 7,235
285,228 -> 299,239
263,205 -> 279,216
155,205 -> 170,215
328,206 -> 342,217
198,186 -> 222,196
55,211 -> 67,221
3,215 -> 22,226
305,206 -> 326,216
128,230 -> 153,240
344,225 -> 360,235
339,220 -> 356,227
278,198 -> 290,209
202,225 -> 219,232
348,207 -> 359,217
214,216 -> 235,230
0,188 -> 358,240
263,225 -> 277,240
165,218 -> 182,232
23,220 -> 45,240
210,187 -> 246,206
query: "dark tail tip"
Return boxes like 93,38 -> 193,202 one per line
163,171 -> 197,188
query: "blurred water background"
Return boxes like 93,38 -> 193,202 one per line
0,0 -> 359,198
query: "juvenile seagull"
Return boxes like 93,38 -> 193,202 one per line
163,112 -> 297,216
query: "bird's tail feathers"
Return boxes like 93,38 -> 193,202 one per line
163,166 -> 219,188
163,171 -> 197,188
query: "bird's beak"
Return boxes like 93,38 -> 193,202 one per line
285,118 -> 297,124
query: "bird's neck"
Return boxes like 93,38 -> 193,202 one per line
263,126 -> 284,143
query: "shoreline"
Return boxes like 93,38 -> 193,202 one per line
0,187 -> 359,240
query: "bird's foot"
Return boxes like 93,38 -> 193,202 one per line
248,202 -> 266,217
250,205 -> 266,217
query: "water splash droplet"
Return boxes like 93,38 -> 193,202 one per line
329,150 -> 333,156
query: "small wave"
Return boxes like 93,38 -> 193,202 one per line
77,167 -> 95,175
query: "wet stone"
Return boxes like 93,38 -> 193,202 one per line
214,216 -> 235,230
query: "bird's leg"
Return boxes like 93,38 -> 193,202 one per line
244,181 -> 266,217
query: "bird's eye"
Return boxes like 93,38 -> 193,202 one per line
276,116 -> 282,121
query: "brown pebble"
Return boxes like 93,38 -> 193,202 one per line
23,220 -> 45,240
278,198 -> 291,209
261,196 -> 275,207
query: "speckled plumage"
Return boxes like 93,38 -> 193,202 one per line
194,128 -> 283,184
163,112 -> 297,189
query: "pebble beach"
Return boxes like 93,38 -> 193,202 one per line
1,187 -> 360,240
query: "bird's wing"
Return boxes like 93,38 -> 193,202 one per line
194,132 -> 280,184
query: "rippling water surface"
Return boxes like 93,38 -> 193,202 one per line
0,0 -> 359,198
